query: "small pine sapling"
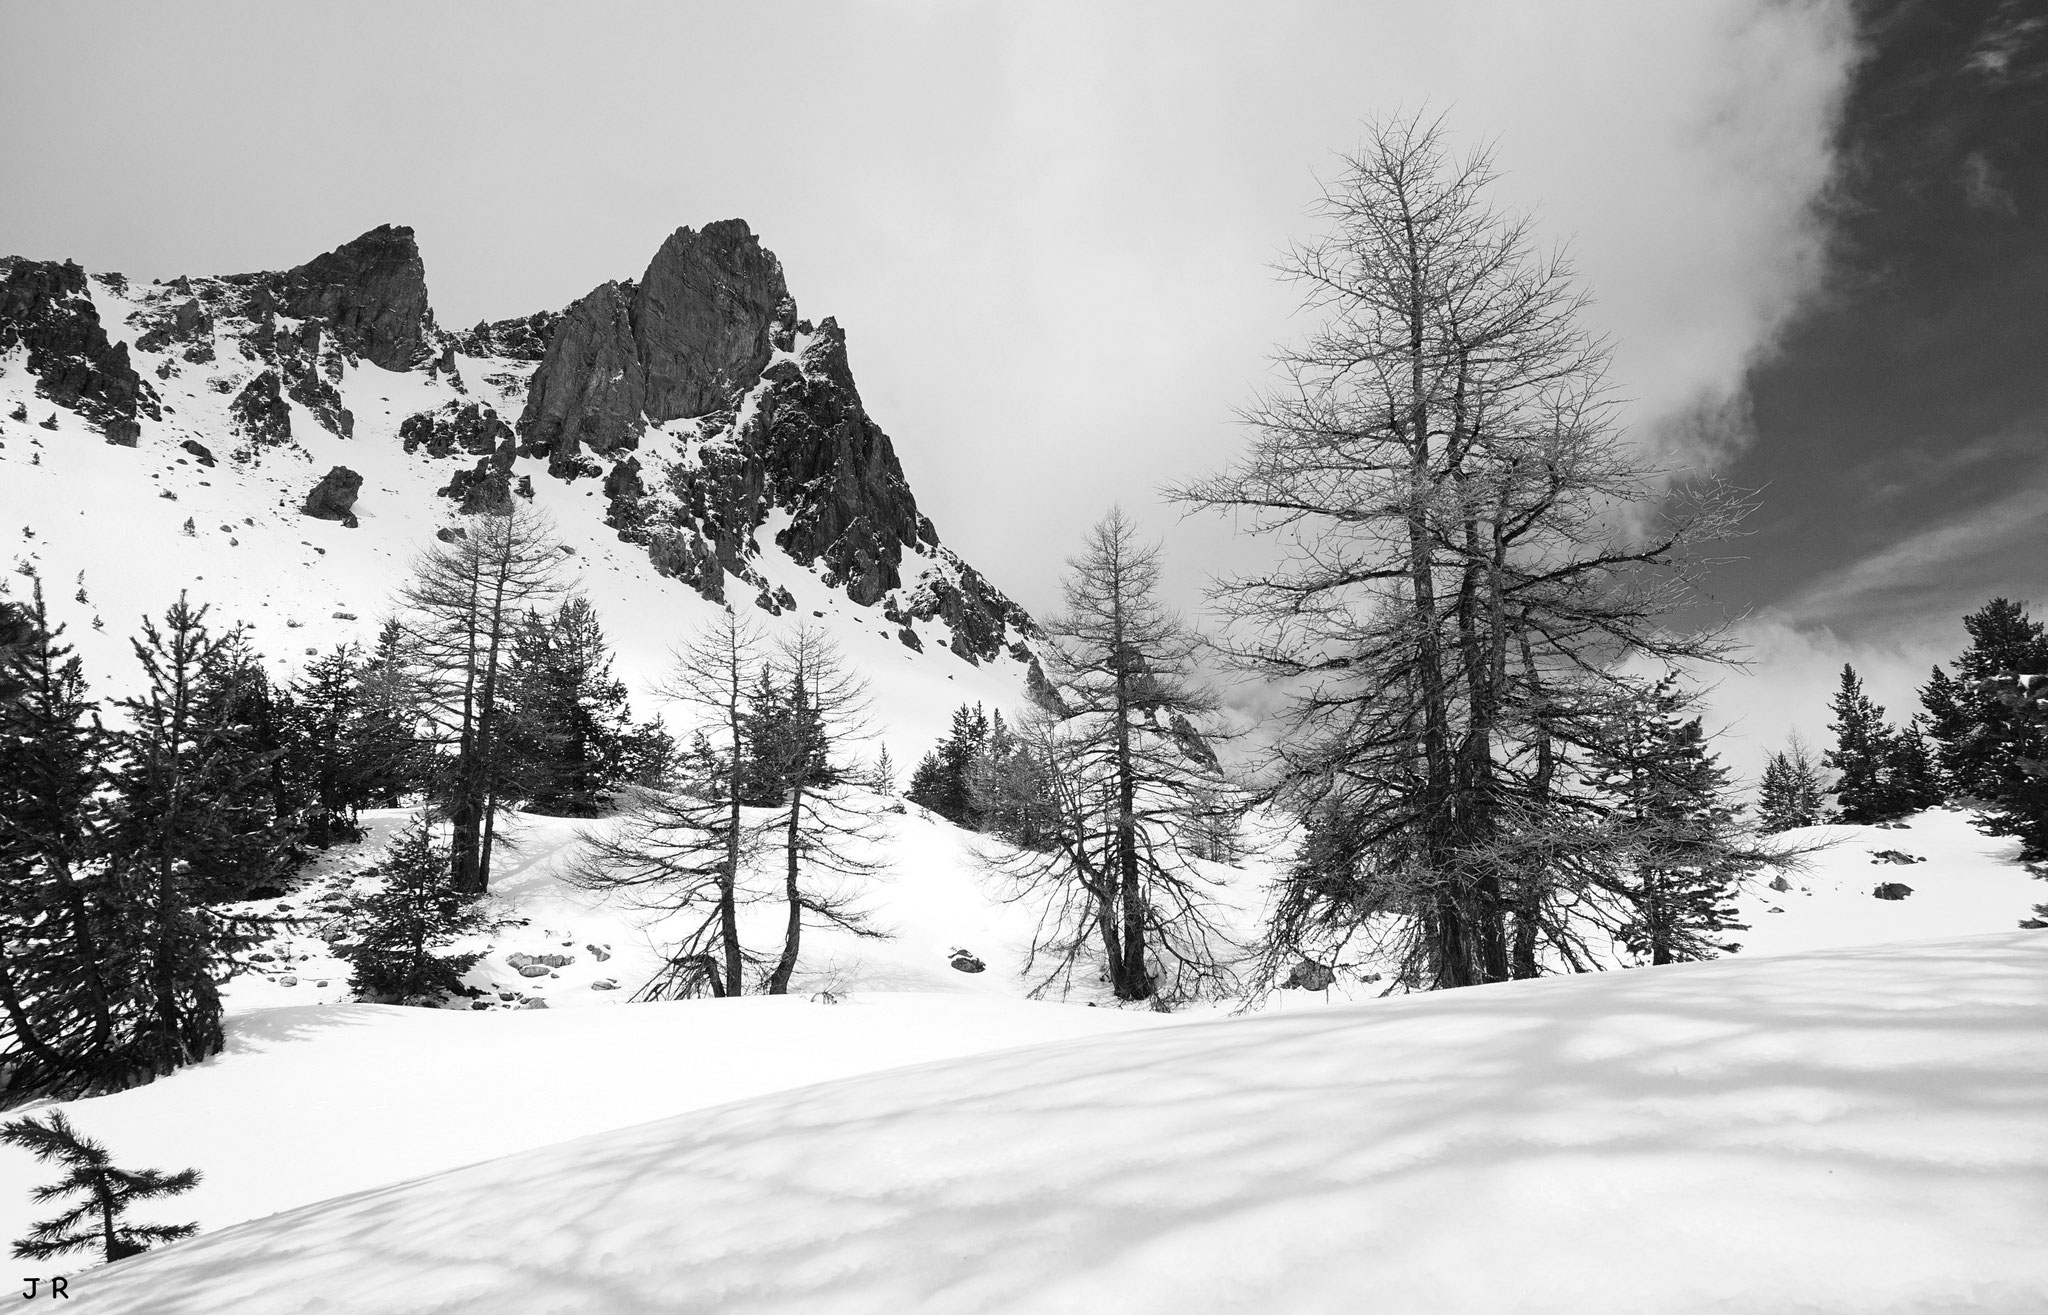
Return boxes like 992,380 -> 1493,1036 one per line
1,1110 -> 199,1264
336,815 -> 486,1003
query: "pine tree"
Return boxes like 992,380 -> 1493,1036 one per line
1973,672 -> 2048,864
0,583 -> 130,1103
905,704 -> 990,826
187,630 -> 299,899
103,596 -> 267,1078
285,643 -> 367,845
1884,725 -> 1944,815
352,619 -> 426,809
1756,734 -> 1828,832
1586,678 -> 1754,966
870,745 -> 896,795
1,1110 -> 198,1263
1824,665 -> 1901,824
501,597 -> 631,817
334,815 -> 485,1002
986,509 -> 1237,1004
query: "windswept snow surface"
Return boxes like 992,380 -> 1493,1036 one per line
59,929 -> 2048,1313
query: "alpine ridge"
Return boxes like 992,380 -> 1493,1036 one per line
0,221 -> 1036,671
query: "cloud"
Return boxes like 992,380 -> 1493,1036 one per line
1773,477 -> 2048,627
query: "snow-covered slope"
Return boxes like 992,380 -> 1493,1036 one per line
0,228 -> 1039,768
57,927 -> 2048,1313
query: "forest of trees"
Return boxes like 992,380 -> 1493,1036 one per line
1759,598 -> 2048,866
0,508 -> 677,1106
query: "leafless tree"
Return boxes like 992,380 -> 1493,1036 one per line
985,509 -> 1242,1005
568,611 -> 768,999
1172,112 -> 1748,992
398,504 -> 563,894
753,626 -> 887,995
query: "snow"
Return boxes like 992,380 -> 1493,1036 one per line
48,928 -> 2048,1313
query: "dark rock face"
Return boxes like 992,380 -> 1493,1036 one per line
1872,882 -> 1914,900
303,466 -> 363,523
401,399 -> 512,459
451,310 -> 560,361
180,439 -> 216,467
276,225 -> 434,371
0,257 -> 156,444
229,369 -> 292,446
518,219 -> 791,466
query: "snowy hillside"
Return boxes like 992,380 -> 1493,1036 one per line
50,925 -> 2048,1314
0,227 -> 1040,768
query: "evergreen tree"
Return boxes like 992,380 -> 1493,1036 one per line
905,703 -> 990,826
1585,678 -> 1753,965
334,815 -> 485,1002
1884,725 -> 1945,816
187,630 -> 299,898
1973,671 -> 2048,864
501,597 -> 631,816
284,643 -> 367,845
1756,733 -> 1828,833
1824,665 -> 1902,823
0,583 -> 129,1103
1920,599 -> 2048,809
617,717 -> 680,790
1,1110 -> 198,1263
352,619 -> 427,809
103,596 -> 267,1078
870,745 -> 896,796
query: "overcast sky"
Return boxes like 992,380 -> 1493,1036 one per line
3,0 -> 2035,775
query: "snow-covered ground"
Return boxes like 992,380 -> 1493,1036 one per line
52,927 -> 2048,1313
2,796 -> 2043,1308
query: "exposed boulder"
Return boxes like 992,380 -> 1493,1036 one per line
1282,960 -> 1337,991
180,439 -> 216,467
302,466 -> 363,525
0,256 -> 157,444
1873,882 -> 1915,901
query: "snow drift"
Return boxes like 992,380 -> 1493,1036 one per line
60,928 -> 2048,1313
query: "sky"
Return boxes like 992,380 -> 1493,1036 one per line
1,0 -> 2032,776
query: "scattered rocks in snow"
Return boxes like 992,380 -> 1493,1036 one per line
180,439 -> 215,466
520,998 -> 548,1010
1281,959 -> 1337,991
1873,882 -> 1915,901
1870,850 -> 1925,865
591,979 -> 619,991
516,964 -> 551,979
278,976 -> 298,987
585,944 -> 610,962
302,466 -> 363,525
948,949 -> 986,974
39,413 -> 57,430
1769,875 -> 1792,892
332,611 -> 357,620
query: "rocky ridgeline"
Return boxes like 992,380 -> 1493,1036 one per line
0,219 -> 1035,662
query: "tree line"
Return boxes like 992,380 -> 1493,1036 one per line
1758,597 -> 2048,865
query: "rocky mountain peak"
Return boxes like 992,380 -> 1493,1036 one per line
518,219 -> 794,468
273,224 -> 435,372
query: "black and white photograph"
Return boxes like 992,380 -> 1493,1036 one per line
1,1 -> 2045,1309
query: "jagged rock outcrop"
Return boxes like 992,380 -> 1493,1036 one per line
302,466 -> 363,524
401,399 -> 512,459
518,219 -> 791,468
0,257 -> 157,444
451,310 -> 559,361
229,369 -> 292,447
274,225 -> 434,371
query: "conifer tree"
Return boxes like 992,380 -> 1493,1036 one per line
1756,733 -> 1828,833
335,815 -> 484,1002
103,596 -> 266,1077
1584,678 -> 1754,965
285,642 -> 367,844
1919,598 -> 2048,805
1,1110 -> 198,1263
985,509 -> 1238,1004
870,745 -> 896,795
399,505 -> 563,893
0,583 -> 128,1102
501,597 -> 631,816
1973,671 -> 2048,864
352,619 -> 426,808
1824,665 -> 1901,824
187,630 -> 299,898
569,612 -> 767,998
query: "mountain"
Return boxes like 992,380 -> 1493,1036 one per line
0,222 -> 1040,753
